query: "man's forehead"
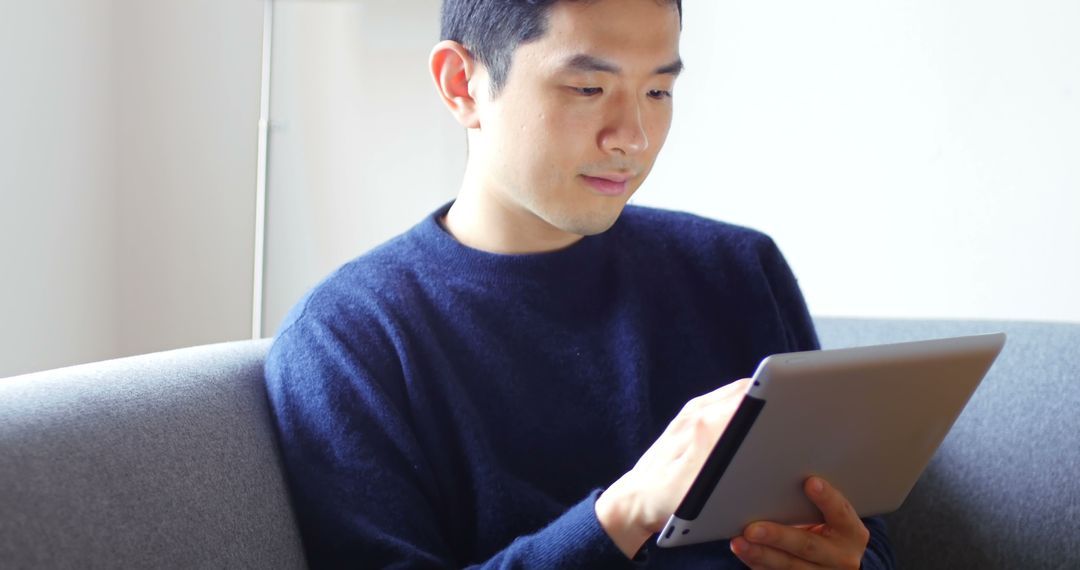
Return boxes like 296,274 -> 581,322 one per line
530,0 -> 682,75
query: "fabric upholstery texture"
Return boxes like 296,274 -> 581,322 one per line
0,339 -> 305,570
815,318 -> 1080,570
1,319 -> 1076,569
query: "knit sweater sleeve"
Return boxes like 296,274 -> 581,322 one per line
757,237 -> 897,570
263,300 -> 639,569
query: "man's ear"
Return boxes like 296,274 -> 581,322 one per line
429,40 -> 482,129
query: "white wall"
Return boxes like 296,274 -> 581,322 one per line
264,0 -> 1079,326
1,0 -> 263,377
5,0 -> 1073,377
263,0 -> 460,335
1,0 -> 119,377
639,0 -> 1080,322
112,0 -> 263,357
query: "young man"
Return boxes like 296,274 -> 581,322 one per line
264,0 -> 896,567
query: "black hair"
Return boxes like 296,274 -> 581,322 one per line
441,0 -> 682,97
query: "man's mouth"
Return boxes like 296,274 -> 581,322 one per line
581,173 -> 634,196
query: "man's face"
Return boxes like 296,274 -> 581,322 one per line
469,0 -> 682,243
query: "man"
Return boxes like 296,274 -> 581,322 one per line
264,0 -> 896,567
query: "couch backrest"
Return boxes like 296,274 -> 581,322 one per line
5,321 -> 1077,569
815,318 -> 1080,570
0,339 -> 306,569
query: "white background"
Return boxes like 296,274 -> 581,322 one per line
641,0 -> 1080,323
0,0 -> 262,377
2,0 -> 1077,377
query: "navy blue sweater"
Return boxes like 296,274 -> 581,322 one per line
264,203 -> 895,568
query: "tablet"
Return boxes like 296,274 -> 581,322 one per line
656,332 -> 1006,548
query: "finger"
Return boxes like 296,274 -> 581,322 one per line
682,379 -> 753,435
668,379 -> 751,438
804,477 -> 862,535
730,536 -> 822,570
702,377 -> 753,402
666,410 -> 728,465
683,378 -> 753,411
740,522 -> 842,568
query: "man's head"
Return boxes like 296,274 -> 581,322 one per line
431,0 -> 683,253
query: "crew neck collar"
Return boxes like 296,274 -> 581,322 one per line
409,201 -> 620,286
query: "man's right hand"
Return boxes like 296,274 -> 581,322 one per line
594,378 -> 754,558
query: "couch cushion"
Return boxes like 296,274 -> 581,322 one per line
815,318 -> 1080,570
0,339 -> 306,569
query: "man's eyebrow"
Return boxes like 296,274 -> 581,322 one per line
654,58 -> 684,77
562,54 -> 622,74
560,54 -> 684,77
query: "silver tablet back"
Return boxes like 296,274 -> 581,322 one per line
657,332 -> 1006,548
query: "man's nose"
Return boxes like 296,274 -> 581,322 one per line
599,94 -> 649,156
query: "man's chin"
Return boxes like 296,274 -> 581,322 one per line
553,206 -> 627,237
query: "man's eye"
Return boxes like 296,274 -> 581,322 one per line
572,87 -> 603,96
648,89 -> 673,99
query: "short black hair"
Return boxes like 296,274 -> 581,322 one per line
441,0 -> 682,97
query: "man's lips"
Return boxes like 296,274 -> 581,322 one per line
581,173 -> 634,196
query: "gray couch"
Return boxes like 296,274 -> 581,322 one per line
2,318 -> 1077,569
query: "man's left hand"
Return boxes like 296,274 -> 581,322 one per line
729,477 -> 870,569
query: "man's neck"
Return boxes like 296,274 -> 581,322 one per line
441,187 -> 583,255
